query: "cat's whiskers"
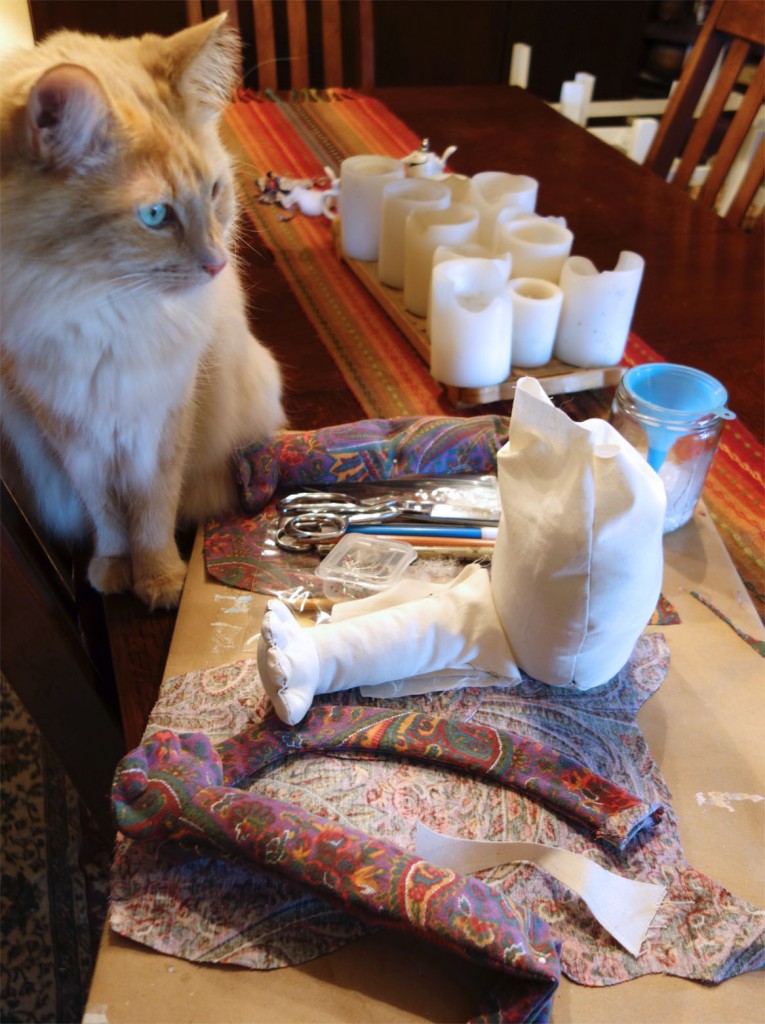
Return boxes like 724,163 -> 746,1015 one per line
239,53 -> 298,87
82,268 -> 209,313
78,275 -> 156,313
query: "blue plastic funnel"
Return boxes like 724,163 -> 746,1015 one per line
620,364 -> 735,471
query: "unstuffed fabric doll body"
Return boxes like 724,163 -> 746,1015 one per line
258,379 -> 666,726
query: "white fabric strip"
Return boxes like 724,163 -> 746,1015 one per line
415,821 -> 666,956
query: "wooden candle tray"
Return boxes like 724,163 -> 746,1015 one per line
335,228 -> 624,405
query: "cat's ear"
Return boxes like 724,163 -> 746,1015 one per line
167,14 -> 241,120
27,63 -> 112,169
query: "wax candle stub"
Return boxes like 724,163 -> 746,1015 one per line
430,258 -> 513,388
438,174 -> 473,203
339,155 -> 405,262
433,243 -> 512,280
498,218 -> 573,283
555,252 -> 645,367
507,278 -> 563,367
404,204 -> 480,317
378,179 -> 451,289
470,171 -> 539,247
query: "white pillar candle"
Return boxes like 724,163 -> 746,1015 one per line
555,252 -> 645,367
507,278 -> 564,367
498,217 -> 574,283
404,203 -> 479,317
378,179 -> 451,289
430,258 -> 513,388
339,155 -> 405,262
433,242 -> 512,280
429,245 -> 512,333
469,171 -> 539,247
437,173 -> 473,203
491,205 -> 529,250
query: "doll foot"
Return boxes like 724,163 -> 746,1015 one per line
257,600 -> 320,726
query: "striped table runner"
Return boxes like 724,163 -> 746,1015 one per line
222,91 -> 764,618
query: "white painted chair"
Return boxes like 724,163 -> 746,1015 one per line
508,47 -> 661,164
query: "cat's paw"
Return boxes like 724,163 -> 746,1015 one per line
133,564 -> 188,611
132,547 -> 188,610
88,555 -> 133,595
257,600 -> 320,726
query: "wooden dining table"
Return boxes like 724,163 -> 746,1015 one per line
255,85 -> 763,443
90,86 -> 764,1024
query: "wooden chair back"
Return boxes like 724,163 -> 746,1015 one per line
644,0 -> 764,228
185,0 -> 375,91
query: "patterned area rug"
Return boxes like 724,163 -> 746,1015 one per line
0,674 -> 110,1024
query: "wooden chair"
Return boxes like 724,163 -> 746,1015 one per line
645,0 -> 764,228
518,57 -> 665,165
185,0 -> 375,91
555,72 -> 660,164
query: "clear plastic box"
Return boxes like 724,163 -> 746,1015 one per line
316,534 -> 416,597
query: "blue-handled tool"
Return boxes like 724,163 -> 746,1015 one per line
347,524 -> 498,540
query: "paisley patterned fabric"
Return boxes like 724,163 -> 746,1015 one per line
213,706 -> 663,850
109,635 -> 765,989
236,415 -> 509,513
113,726 -> 562,1023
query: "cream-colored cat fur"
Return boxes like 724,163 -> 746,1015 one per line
0,16 -> 285,609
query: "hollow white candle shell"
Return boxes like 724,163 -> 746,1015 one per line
555,252 -> 645,367
436,173 -> 473,203
429,246 -> 512,333
470,171 -> 539,247
378,179 -> 451,289
433,243 -> 512,280
507,278 -> 564,367
404,204 -> 480,317
491,205 -> 531,249
339,155 -> 405,262
430,258 -> 513,388
498,218 -> 574,283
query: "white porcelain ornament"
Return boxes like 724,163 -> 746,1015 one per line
404,138 -> 458,178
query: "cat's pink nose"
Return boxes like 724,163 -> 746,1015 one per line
203,258 -> 227,278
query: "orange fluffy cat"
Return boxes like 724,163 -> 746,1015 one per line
0,16 -> 284,609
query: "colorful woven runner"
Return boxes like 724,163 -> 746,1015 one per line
221,91 -> 764,618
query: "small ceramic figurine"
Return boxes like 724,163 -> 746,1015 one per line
404,138 -> 458,178
279,184 -> 339,218
256,167 -> 339,217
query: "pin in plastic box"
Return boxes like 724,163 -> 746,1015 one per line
316,534 -> 416,599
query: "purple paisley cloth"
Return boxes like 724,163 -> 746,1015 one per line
109,640 -> 765,992
236,415 -> 509,513
214,706 -> 663,851
113,725 -> 561,1024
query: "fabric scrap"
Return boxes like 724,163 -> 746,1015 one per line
415,822 -> 666,957
113,729 -> 561,1024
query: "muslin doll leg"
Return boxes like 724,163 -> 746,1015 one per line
258,564 -> 519,725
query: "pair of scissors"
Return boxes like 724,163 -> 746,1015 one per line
275,491 -> 400,552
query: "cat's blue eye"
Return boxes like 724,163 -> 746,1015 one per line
138,203 -> 170,228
